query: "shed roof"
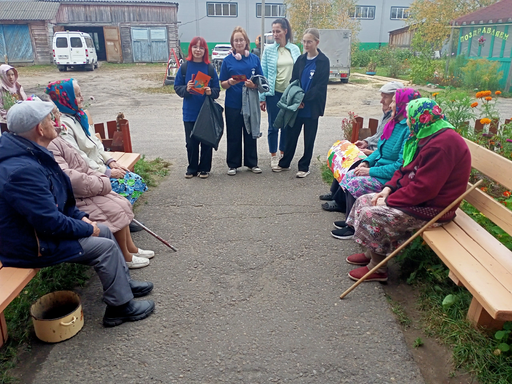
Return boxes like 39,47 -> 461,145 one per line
454,0 -> 512,26
40,0 -> 178,4
0,1 -> 60,20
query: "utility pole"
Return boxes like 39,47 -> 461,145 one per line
261,0 -> 265,55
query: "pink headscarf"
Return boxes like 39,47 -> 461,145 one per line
381,88 -> 421,140
0,64 -> 20,94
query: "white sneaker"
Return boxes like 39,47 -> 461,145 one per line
272,165 -> 290,173
133,248 -> 155,259
270,156 -> 279,169
250,166 -> 262,174
227,168 -> 237,176
296,171 -> 310,178
126,255 -> 150,269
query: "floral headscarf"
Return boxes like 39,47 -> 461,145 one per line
381,88 -> 421,140
402,98 -> 454,167
46,79 -> 90,135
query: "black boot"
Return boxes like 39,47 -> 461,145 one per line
103,299 -> 155,327
129,280 -> 154,298
129,220 -> 144,232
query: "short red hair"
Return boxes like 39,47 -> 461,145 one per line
186,36 -> 210,64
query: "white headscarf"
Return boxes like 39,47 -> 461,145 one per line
0,64 -> 20,94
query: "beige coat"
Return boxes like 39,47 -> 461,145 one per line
48,137 -> 133,233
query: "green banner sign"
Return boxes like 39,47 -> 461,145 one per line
460,27 -> 509,42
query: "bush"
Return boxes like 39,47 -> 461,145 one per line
461,59 -> 503,91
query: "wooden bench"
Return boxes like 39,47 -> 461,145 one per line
93,118 -> 140,172
0,262 -> 39,348
350,116 -> 379,143
421,138 -> 512,330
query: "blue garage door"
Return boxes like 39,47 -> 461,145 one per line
131,27 -> 168,63
0,24 -> 34,62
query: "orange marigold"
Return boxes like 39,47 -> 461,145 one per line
480,118 -> 492,125
485,96 -> 492,101
481,187 -> 488,192
432,92 -> 439,97
504,191 -> 511,198
471,102 -> 478,108
484,90 -> 492,96
495,91 -> 502,95
475,91 -> 483,98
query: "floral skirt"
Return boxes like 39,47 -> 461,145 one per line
110,171 -> 148,204
346,194 -> 441,255
339,170 -> 383,198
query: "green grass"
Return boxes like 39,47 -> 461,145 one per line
134,156 -> 170,187
316,155 -> 334,185
386,295 -> 412,327
349,78 -> 371,85
99,62 -> 165,71
136,85 -> 175,95
352,67 -> 410,81
1,264 -> 91,384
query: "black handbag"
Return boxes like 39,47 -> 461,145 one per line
191,96 -> 224,150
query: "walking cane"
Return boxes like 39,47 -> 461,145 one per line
340,180 -> 482,299
132,219 -> 177,252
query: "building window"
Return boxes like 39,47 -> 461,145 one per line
349,6 -> 376,20
207,2 -> 238,17
390,7 -> 409,20
256,3 -> 286,18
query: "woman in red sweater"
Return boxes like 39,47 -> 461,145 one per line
343,98 -> 472,282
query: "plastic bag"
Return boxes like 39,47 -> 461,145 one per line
191,96 -> 224,150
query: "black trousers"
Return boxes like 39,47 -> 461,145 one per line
184,121 -> 213,174
330,179 -> 346,207
225,107 -> 258,169
279,116 -> 319,172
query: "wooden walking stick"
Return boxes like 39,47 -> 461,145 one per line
340,180 -> 482,299
132,219 -> 177,252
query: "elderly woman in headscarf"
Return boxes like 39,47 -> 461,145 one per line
47,103 -> 154,269
0,64 -> 27,122
343,98 -> 472,282
330,88 -> 421,240
46,79 -> 147,204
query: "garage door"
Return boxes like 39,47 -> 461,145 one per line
0,24 -> 34,62
131,27 -> 168,63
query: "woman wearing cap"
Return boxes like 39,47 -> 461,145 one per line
46,79 -> 147,205
47,106 -> 154,269
259,18 -> 301,169
329,88 -> 421,240
0,64 -> 27,123
343,98 -> 471,282
273,28 -> 329,178
220,26 -> 264,176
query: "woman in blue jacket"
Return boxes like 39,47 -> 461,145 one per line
273,28 -> 329,178
220,26 -> 264,176
259,18 -> 301,169
174,36 -> 220,179
331,88 -> 421,240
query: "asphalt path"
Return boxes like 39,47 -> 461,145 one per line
16,73 -> 425,383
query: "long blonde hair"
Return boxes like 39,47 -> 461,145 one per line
303,28 -> 320,41
230,26 -> 251,51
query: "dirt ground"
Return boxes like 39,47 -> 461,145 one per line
12,63 -> 478,384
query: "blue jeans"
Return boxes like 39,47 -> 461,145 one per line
266,92 -> 286,154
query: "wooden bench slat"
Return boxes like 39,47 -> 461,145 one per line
0,268 -> 39,313
109,152 -> 124,162
444,215 -> 512,295
422,227 -> 512,321
453,210 -> 512,275
464,186 -> 512,238
117,153 -> 140,171
464,138 -> 512,191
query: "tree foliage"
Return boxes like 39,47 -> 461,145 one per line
284,0 -> 360,41
407,0 -> 500,46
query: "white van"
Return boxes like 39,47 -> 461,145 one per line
53,31 -> 98,72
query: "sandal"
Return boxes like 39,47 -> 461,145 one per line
319,192 -> 333,201
321,200 -> 346,213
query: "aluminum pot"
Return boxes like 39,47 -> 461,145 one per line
30,291 -> 84,343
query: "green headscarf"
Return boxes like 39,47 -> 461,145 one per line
402,98 -> 455,166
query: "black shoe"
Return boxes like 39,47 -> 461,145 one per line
321,201 -> 346,213
103,299 -> 155,327
199,171 -> 209,179
331,226 -> 355,240
333,220 -> 347,229
319,192 -> 333,201
129,280 -> 154,298
185,172 -> 197,179
129,220 -> 144,233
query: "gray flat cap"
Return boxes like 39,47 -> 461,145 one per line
7,99 -> 54,134
380,81 -> 404,94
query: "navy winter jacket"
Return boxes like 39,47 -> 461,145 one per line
0,133 -> 93,268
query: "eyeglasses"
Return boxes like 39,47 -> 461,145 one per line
233,39 -> 246,44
